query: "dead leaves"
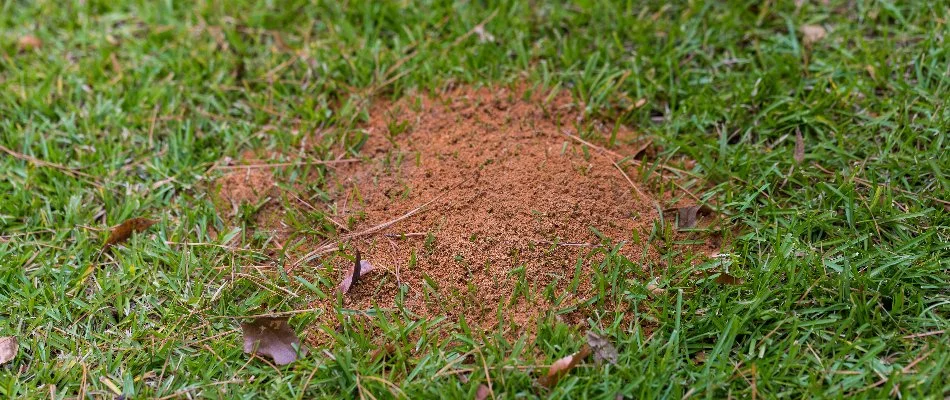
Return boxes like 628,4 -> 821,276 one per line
675,205 -> 714,230
338,250 -> 375,294
586,331 -> 618,365
241,317 -> 307,365
103,217 -> 157,250
713,272 -> 744,285
538,345 -> 592,388
474,384 -> 492,400
0,337 -> 16,364
17,35 -> 42,51
801,25 -> 827,47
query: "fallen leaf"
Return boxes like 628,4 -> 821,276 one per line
103,217 -> 157,250
338,250 -> 375,294
17,35 -> 42,51
633,98 -> 647,109
693,351 -> 708,364
677,206 -> 701,229
0,337 -> 16,364
475,384 -> 492,400
585,331 -> 618,365
474,25 -> 495,43
370,343 -> 396,361
645,279 -> 666,296
538,344 -> 592,388
673,204 -> 717,229
794,128 -> 805,164
801,25 -> 826,46
714,272 -> 744,285
241,316 -> 307,365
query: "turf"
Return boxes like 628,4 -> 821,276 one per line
2,0 -> 949,398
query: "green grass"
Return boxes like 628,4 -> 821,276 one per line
2,0 -> 949,398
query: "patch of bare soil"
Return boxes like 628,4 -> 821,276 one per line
316,86 -> 671,331
214,85 -> 715,339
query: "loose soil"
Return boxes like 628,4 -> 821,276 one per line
215,85 -> 714,339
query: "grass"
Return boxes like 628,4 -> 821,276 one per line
2,0 -> 948,398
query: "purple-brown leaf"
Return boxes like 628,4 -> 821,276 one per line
241,316 -> 306,365
474,384 -> 492,400
0,336 -> 16,365
338,250 -> 375,294
585,331 -> 618,365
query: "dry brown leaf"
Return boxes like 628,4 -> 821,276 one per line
17,35 -> 42,51
714,272 -> 744,285
538,344 -> 592,388
370,343 -> 396,361
677,206 -> 701,229
338,250 -> 375,294
241,316 -> 307,365
801,25 -> 826,46
103,217 -> 157,250
585,331 -> 618,365
0,337 -> 16,364
474,384 -> 492,400
794,128 -> 805,164
645,280 -> 666,296
474,25 -> 495,43
674,204 -> 716,230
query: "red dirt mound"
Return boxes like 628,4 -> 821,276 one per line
307,85 -> 672,332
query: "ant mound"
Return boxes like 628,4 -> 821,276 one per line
311,85 -> 679,333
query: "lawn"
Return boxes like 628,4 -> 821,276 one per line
2,0 -> 949,398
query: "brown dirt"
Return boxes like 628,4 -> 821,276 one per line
214,85 -> 716,340
314,85 -> 670,333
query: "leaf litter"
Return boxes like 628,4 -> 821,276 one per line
338,250 -> 375,294
585,331 -> 618,365
0,336 -> 16,364
241,317 -> 307,365
538,344 -> 592,388
801,25 -> 827,46
103,217 -> 157,250
474,384 -> 492,400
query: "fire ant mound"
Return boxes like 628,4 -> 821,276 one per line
311,85 -> 679,333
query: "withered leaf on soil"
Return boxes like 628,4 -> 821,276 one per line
370,343 -> 396,361
801,25 -> 827,46
538,344 -> 592,388
103,217 -> 157,250
714,272 -> 744,285
474,384 -> 492,400
0,336 -> 17,364
17,35 -> 42,51
241,316 -> 307,365
794,128 -> 805,164
676,205 -> 714,229
338,250 -> 375,294
585,331 -> 618,365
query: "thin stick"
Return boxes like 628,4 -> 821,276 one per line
292,177 -> 470,268
0,144 -> 103,187
902,330 -> 945,339
213,159 -> 359,170
562,130 -> 701,204
812,163 -> 950,206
